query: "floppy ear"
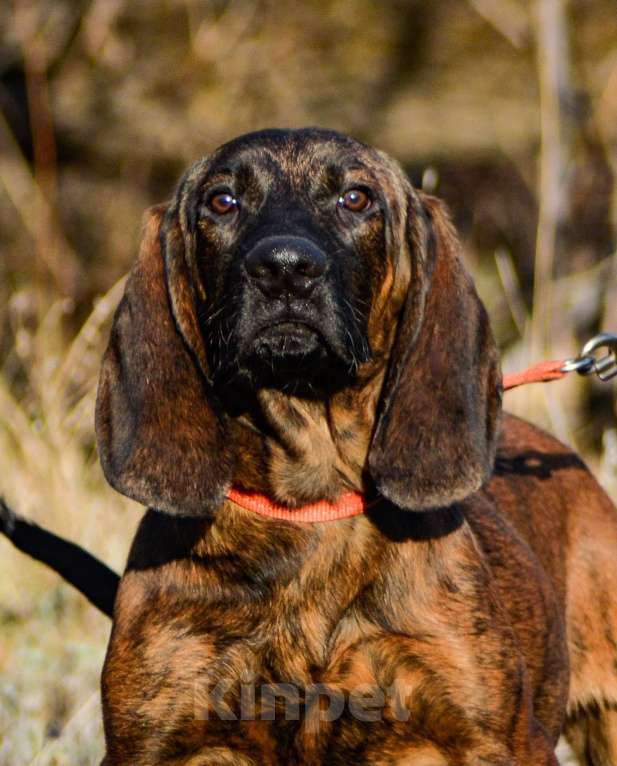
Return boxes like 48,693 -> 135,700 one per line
95,205 -> 234,516
368,194 -> 502,511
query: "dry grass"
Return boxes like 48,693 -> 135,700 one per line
0,287 -> 139,765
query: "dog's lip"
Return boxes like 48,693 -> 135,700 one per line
259,320 -> 319,335
248,319 -> 333,359
235,313 -> 352,367
252,318 -> 325,341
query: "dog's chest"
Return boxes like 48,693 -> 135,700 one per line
182,521 -> 496,762
182,565 -> 458,764
108,514 -> 528,764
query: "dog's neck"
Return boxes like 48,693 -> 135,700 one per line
228,369 -> 387,507
223,283 -> 405,508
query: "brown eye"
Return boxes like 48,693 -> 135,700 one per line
338,188 -> 371,212
208,192 -> 238,215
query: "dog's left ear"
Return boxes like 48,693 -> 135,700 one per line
368,193 -> 502,511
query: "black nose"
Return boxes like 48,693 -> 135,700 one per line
245,236 -> 327,298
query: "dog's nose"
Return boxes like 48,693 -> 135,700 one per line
245,236 -> 327,298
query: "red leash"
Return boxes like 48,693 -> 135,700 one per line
502,333 -> 617,391
502,360 -> 567,391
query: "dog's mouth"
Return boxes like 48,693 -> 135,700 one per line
246,319 -> 335,389
252,320 -> 324,359
207,290 -> 372,393
220,314 -> 360,394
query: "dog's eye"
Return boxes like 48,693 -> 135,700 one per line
338,188 -> 371,213
208,192 -> 239,215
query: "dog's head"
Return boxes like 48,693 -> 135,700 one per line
96,128 -> 501,516
163,128 -> 415,393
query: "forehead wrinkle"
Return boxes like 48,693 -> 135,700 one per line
254,138 -> 376,188
206,135 -> 387,192
305,141 -> 371,168
204,140 -> 278,175
229,151 -> 297,199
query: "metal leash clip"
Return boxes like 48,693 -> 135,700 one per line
561,333 -> 617,381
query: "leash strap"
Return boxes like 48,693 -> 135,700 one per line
502,360 -> 567,391
503,332 -> 617,391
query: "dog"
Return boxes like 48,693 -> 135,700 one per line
5,128 -> 617,764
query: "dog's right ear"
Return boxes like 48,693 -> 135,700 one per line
95,205 -> 234,516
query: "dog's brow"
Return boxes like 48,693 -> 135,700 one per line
204,168 -> 235,184
212,153 -> 282,189
202,163 -> 270,200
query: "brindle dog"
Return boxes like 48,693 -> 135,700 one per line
94,128 -> 617,765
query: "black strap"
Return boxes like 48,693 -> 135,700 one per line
0,498 -> 118,618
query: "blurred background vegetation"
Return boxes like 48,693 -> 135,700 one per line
0,0 -> 616,762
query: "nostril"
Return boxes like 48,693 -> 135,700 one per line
250,261 -> 274,280
245,250 -> 279,280
296,254 -> 326,278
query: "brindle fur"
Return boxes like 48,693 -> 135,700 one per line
96,129 -> 617,765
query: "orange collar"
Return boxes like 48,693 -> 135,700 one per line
227,487 -> 371,522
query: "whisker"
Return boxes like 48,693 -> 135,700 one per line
202,304 -> 226,326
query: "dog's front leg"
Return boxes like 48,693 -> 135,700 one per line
458,704 -> 561,766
